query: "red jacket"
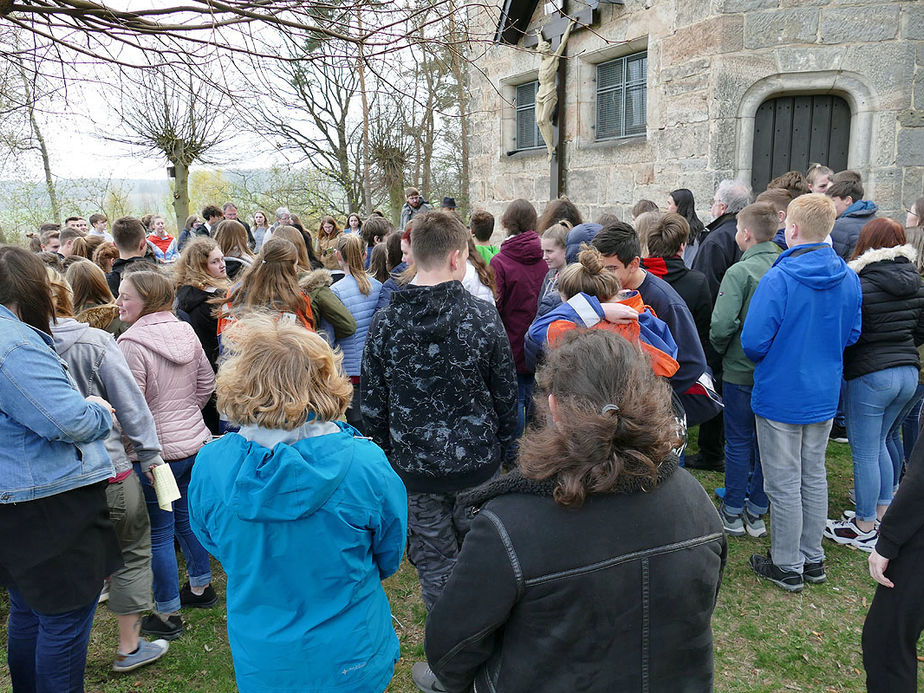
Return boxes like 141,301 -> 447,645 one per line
490,231 -> 547,374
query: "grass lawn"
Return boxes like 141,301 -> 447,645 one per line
1,435 -> 921,692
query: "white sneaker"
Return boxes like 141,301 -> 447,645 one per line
823,517 -> 878,552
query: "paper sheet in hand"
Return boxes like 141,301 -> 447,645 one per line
151,464 -> 181,512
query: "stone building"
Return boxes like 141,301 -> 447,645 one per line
467,0 -> 923,225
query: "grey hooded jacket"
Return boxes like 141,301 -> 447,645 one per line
51,318 -> 163,475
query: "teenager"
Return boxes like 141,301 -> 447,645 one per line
67,259 -> 130,337
189,315 -> 406,693
116,269 -> 217,639
146,216 -> 178,264
330,234 -> 382,432
106,217 -> 157,295
174,238 -> 230,370
214,219 -> 256,280
424,329 -> 726,692
0,247 -> 121,693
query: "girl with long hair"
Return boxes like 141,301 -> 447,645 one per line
330,233 -> 382,432
0,246 -> 121,692
252,210 -> 270,251
214,219 -> 256,280
668,188 -> 705,265
317,215 -> 342,271
825,219 -> 924,550
66,258 -> 129,336
116,269 -> 216,641
346,212 -> 363,235
537,220 -> 570,309
272,225 -> 356,344
221,238 -> 314,333
463,236 -> 496,304
174,237 -> 230,370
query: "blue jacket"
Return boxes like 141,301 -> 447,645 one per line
831,200 -> 877,260
0,305 -> 113,503
525,292 -> 679,372
330,274 -> 382,376
376,262 -> 408,312
189,420 -> 407,693
741,243 -> 862,424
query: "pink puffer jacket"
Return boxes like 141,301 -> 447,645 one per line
118,311 -> 214,461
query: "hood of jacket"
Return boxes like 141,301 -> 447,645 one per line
118,311 -> 200,365
175,284 -> 216,312
843,200 -> 878,219
643,254 -> 687,282
849,245 -> 921,298
565,223 -> 603,264
298,268 -> 333,293
224,420 -> 350,522
51,317 -> 92,354
774,242 -> 849,290
387,280 -> 467,342
75,302 -> 119,331
499,230 -> 543,265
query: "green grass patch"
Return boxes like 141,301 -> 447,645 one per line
0,435 -> 921,691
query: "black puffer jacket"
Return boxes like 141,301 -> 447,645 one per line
425,459 -> 727,693
175,285 -> 222,370
843,245 -> 924,381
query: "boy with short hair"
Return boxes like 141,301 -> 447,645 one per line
58,227 -> 83,256
107,216 -> 156,295
710,202 -> 781,539
40,229 -> 61,255
826,175 -> 877,260
89,213 -> 113,242
470,209 -> 499,263
741,194 -> 862,592
755,188 -> 793,251
362,210 -> 517,615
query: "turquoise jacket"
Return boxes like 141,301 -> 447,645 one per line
189,420 -> 408,693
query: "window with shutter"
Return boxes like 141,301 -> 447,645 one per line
596,51 -> 647,141
515,81 -> 543,151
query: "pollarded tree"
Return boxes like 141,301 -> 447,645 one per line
106,66 -> 229,233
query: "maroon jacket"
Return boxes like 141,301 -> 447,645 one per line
490,231 -> 547,374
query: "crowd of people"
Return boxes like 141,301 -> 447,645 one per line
1,172 -> 923,692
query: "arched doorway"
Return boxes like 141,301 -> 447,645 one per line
750,94 -> 851,192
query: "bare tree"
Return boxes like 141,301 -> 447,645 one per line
250,36 -> 365,214
106,67 -> 229,233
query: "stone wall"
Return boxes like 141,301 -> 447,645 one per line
468,0 -> 923,232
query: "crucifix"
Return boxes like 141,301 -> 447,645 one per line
522,2 -> 597,200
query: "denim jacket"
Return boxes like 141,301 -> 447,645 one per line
0,305 -> 114,503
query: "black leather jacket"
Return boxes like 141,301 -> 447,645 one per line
425,458 -> 727,693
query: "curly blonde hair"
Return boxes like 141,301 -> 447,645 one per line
216,313 -> 352,428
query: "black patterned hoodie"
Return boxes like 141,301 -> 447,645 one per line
361,280 -> 518,493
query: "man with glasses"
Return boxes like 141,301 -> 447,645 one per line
400,187 -> 430,230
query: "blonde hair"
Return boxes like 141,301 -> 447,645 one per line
46,267 -> 75,318
175,237 -> 230,292
337,233 -> 372,295
806,163 -> 834,185
633,211 -> 663,256
557,246 -> 621,300
541,220 -> 571,249
121,269 -> 174,317
216,313 -> 352,428
787,193 -> 837,242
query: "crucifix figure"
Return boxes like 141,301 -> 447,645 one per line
534,18 -> 576,162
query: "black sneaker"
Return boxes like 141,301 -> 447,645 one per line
180,583 -> 218,609
684,453 -> 725,472
749,553 -> 803,593
803,561 -> 827,584
140,614 -> 183,641
829,423 -> 848,444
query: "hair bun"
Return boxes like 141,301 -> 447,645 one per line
578,246 -> 605,274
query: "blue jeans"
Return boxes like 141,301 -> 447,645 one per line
7,585 -> 97,693
136,455 -> 212,613
516,373 -> 535,439
845,366 -> 918,523
899,383 -> 924,466
722,382 -> 768,516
